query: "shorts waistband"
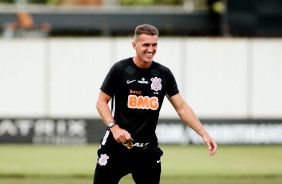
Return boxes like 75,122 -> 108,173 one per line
123,141 -> 150,149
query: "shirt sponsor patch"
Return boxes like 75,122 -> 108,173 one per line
128,95 -> 159,110
138,78 -> 149,84
129,89 -> 141,95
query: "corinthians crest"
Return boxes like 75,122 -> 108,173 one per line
98,154 -> 109,166
151,77 -> 162,91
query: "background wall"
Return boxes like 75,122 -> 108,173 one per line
0,37 -> 282,119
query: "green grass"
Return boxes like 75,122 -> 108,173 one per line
0,177 -> 282,184
0,144 -> 282,184
161,145 -> 282,178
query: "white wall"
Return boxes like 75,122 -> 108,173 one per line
0,39 -> 47,117
0,37 -> 281,119
47,38 -> 113,117
251,39 -> 282,118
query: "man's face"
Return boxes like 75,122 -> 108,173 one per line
132,34 -> 158,64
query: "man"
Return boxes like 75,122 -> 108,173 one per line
93,24 -> 217,184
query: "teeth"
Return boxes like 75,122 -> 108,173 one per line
146,53 -> 153,56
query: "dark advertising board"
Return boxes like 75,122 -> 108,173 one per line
0,119 -> 105,145
0,118 -> 282,145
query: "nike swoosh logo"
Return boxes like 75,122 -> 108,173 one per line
127,80 -> 136,84
157,160 -> 161,163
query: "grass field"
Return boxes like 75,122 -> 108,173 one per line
0,144 -> 282,184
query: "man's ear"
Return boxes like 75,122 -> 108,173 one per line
132,41 -> 136,49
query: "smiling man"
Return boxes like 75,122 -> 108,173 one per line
93,24 -> 217,184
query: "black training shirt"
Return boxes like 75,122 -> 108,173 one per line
100,57 -> 179,143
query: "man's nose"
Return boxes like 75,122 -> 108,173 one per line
147,45 -> 154,52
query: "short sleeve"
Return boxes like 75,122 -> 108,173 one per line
100,63 -> 120,97
165,68 -> 179,97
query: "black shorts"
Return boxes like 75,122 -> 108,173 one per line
93,131 -> 163,184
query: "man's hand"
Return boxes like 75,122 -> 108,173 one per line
123,138 -> 134,149
203,135 -> 217,156
110,124 -> 132,144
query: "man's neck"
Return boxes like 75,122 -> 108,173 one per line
133,56 -> 152,69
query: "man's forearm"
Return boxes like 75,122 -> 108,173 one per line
96,101 -> 115,126
178,103 -> 208,138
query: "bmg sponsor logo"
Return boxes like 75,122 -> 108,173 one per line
127,95 -> 159,110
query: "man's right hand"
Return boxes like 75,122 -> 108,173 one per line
110,124 -> 132,144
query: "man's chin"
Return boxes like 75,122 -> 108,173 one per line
144,59 -> 153,63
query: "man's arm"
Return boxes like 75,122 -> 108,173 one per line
96,90 -> 131,144
168,93 -> 217,156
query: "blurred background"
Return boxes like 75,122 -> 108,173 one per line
0,0 -> 282,145
1,1 -> 282,184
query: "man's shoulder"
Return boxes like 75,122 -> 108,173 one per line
152,61 -> 171,73
114,57 -> 132,68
